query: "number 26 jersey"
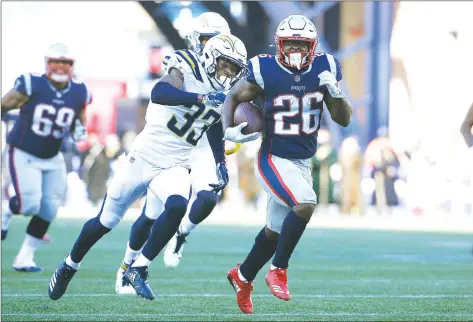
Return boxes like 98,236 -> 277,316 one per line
247,53 -> 343,160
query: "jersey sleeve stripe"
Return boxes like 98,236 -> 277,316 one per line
85,85 -> 92,105
163,55 -> 170,66
23,73 -> 32,96
184,50 -> 203,82
250,57 -> 264,89
326,54 -> 337,77
176,50 -> 203,82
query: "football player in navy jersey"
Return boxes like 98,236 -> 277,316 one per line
1,43 -> 91,272
222,15 -> 352,314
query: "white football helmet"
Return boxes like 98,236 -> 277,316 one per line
202,34 -> 248,91
44,43 -> 75,83
275,15 -> 318,70
187,12 -> 231,56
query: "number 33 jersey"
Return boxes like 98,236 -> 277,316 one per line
7,73 -> 91,159
133,49 -> 221,168
247,53 -> 343,160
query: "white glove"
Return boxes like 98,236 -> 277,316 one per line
72,119 -> 88,141
318,70 -> 347,99
224,122 -> 261,143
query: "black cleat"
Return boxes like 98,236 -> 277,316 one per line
48,261 -> 77,300
1,229 -> 8,241
123,265 -> 155,300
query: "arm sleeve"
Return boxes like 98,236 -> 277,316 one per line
246,56 -> 265,89
14,73 -> 33,97
325,54 -> 343,82
84,84 -> 93,105
150,82 -> 200,106
206,121 -> 225,164
151,50 -> 201,106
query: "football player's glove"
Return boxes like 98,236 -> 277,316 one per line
209,162 -> 229,193
72,119 -> 87,141
202,92 -> 226,108
318,71 -> 347,99
224,122 -> 261,143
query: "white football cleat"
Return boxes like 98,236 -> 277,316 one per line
115,263 -> 136,295
13,254 -> 43,273
163,233 -> 187,268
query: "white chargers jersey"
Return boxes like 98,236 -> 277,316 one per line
132,49 -> 220,168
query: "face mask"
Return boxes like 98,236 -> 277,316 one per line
289,52 -> 303,70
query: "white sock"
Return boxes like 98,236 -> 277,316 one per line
16,234 -> 41,263
270,264 -> 279,270
65,254 -> 81,270
123,242 -> 141,266
132,254 -> 152,267
178,215 -> 196,235
238,267 -> 248,282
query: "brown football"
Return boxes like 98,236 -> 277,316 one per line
234,102 -> 264,135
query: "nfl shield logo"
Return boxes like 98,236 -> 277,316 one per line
294,75 -> 301,82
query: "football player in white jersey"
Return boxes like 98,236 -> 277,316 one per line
114,12 -> 239,296
48,33 -> 250,301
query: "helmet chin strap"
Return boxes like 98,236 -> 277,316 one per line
288,52 -> 303,70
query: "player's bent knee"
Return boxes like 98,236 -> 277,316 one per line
293,203 -> 316,222
86,216 -> 112,236
264,226 -> 280,241
99,213 -> 122,230
196,190 -> 219,210
165,195 -> 188,218
38,198 -> 62,222
20,198 -> 42,216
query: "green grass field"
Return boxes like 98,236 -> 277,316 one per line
1,217 -> 472,321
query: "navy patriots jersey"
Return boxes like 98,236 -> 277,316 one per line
247,53 -> 342,159
7,73 -> 91,159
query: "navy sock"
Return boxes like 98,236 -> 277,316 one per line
188,190 -> 219,225
141,195 -> 188,261
70,216 -> 111,263
239,228 -> 278,281
129,206 -> 155,251
272,210 -> 308,269
26,216 -> 50,239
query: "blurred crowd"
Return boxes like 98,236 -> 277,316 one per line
2,119 -> 471,219
231,126 -> 472,218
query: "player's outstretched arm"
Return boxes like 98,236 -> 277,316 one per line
323,93 -> 352,127
1,88 -> 28,117
460,102 -> 473,147
221,79 -> 263,131
150,68 -> 204,107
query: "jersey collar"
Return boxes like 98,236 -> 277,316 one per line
45,75 -> 71,96
276,58 -> 313,75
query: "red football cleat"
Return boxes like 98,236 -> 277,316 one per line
265,268 -> 291,301
42,234 -> 52,243
227,265 -> 254,314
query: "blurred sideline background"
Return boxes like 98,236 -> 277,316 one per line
2,1 -> 473,232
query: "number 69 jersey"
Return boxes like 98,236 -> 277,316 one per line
133,50 -> 221,168
247,53 -> 342,160
7,73 -> 91,159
